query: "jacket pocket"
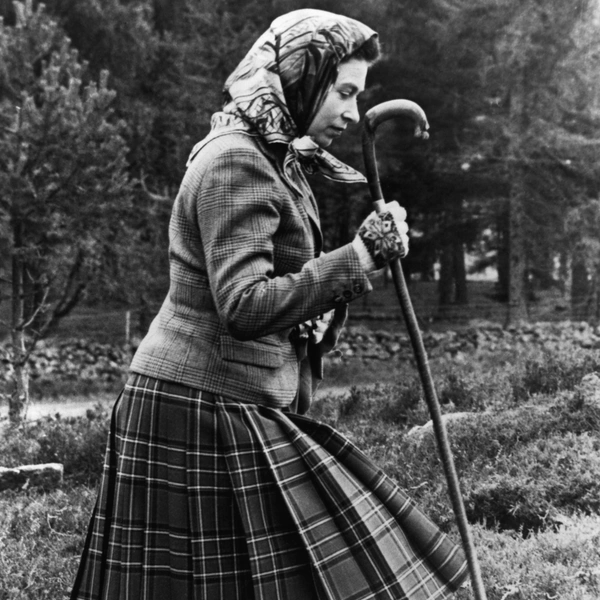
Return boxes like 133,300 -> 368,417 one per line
220,335 -> 284,369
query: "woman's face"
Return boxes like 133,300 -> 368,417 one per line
307,58 -> 369,148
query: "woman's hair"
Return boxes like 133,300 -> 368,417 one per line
345,35 -> 381,65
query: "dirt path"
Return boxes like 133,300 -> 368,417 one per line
0,395 -> 117,423
0,386 -> 351,424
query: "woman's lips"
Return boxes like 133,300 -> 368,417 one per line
329,126 -> 345,136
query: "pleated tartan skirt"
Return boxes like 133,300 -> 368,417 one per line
70,373 -> 468,600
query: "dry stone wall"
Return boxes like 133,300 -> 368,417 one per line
1,339 -> 129,385
332,320 -> 600,363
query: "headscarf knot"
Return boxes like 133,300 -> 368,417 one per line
286,136 -> 366,183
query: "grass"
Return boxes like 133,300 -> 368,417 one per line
0,487 -> 95,599
2,339 -> 600,598
2,293 -> 600,599
458,517 -> 600,600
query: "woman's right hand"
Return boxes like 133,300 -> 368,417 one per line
351,201 -> 409,273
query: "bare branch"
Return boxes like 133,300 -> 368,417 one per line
20,285 -> 51,331
139,169 -> 171,203
39,250 -> 87,335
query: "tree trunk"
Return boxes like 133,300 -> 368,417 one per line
507,189 -> 528,324
453,240 -> 468,304
153,0 -> 180,33
571,257 -> 589,320
9,249 -> 30,424
506,76 -> 529,325
592,271 -> 599,324
438,244 -> 454,306
496,202 -> 510,301
419,213 -> 435,281
438,237 -> 468,315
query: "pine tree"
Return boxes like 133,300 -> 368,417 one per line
0,1 -> 134,422
432,0 -> 600,322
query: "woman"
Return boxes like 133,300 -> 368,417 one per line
71,9 -> 468,600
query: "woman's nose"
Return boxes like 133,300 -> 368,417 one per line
343,101 -> 360,124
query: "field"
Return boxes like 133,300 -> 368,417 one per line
1,278 -> 599,599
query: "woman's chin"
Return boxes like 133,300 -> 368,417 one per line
315,137 -> 333,149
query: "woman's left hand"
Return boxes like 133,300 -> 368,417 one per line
352,200 -> 409,272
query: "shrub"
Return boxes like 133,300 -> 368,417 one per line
0,487 -> 95,598
3,334 -> 600,598
512,348 -> 600,401
0,404 -> 110,485
454,518 -> 600,600
435,365 -> 514,412
314,380 -> 426,429
466,433 -> 600,534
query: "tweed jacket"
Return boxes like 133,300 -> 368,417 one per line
130,128 -> 372,410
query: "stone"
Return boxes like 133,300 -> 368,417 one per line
407,412 -> 474,442
0,463 -> 64,492
578,373 -> 600,408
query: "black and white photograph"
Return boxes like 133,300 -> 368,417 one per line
1,1 -> 599,599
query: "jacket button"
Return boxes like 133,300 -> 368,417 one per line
343,290 -> 352,299
353,284 -> 363,294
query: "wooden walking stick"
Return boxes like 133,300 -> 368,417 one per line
362,99 -> 488,600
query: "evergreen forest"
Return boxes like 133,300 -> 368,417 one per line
1,0 -> 600,343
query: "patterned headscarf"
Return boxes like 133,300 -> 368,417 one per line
209,9 -> 378,184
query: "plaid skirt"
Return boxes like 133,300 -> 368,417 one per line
70,373 -> 468,600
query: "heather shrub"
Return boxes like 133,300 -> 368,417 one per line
0,487 -> 94,598
511,347 -> 600,401
454,517 -> 600,600
401,394 -> 600,533
0,403 -> 110,485
3,329 -> 600,599
465,432 -> 600,533
434,363 -> 514,412
28,375 -> 123,400
313,380 -> 426,428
